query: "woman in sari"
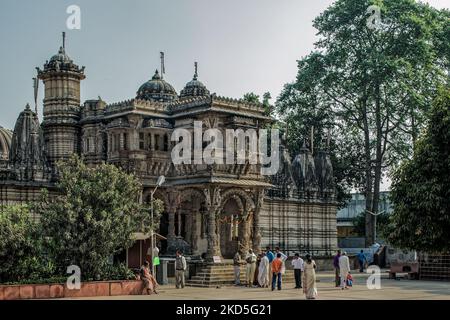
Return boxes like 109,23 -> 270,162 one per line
302,254 -> 318,299
140,261 -> 159,295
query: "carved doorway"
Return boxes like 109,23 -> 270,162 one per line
219,198 -> 244,259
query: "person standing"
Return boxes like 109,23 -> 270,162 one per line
233,250 -> 242,286
339,251 -> 351,290
275,247 -> 288,274
292,253 -> 304,289
266,247 -> 275,283
303,254 -> 317,299
258,252 -> 270,288
357,250 -> 367,272
175,250 -> 187,289
333,250 -> 341,287
253,253 -> 261,286
245,249 -> 257,287
271,253 -> 283,291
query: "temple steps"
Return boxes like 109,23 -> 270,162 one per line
186,264 -> 296,288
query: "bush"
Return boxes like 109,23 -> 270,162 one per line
0,205 -> 47,283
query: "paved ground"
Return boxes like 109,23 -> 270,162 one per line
72,271 -> 450,300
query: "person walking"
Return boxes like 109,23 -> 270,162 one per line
271,253 -> 283,291
233,250 -> 242,286
303,254 -> 317,299
175,250 -> 187,289
339,251 -> 351,290
292,253 -> 304,289
333,250 -> 341,287
245,249 -> 257,287
258,252 -> 270,288
357,250 -> 367,272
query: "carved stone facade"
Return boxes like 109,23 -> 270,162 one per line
0,38 -> 338,264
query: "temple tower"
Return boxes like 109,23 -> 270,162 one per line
37,33 -> 85,169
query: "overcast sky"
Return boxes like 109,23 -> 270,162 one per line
0,0 -> 448,129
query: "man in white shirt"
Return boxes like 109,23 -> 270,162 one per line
292,253 -> 304,289
245,249 -> 257,287
338,251 -> 351,289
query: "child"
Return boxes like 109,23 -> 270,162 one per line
346,272 -> 353,287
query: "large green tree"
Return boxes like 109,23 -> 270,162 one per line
37,155 -> 162,280
387,88 -> 450,252
277,0 -> 449,245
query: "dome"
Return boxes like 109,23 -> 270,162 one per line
180,63 -> 210,98
136,70 -> 178,102
0,126 -> 12,161
49,46 -> 73,64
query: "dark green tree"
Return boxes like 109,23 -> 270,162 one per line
277,0 -> 449,244
387,88 -> 450,252
37,155 -> 163,280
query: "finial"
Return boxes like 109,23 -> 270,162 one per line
62,32 -> 66,50
194,62 -> 198,80
33,77 -> 39,116
160,52 -> 165,79
25,103 -> 31,111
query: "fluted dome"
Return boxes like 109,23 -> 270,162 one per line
180,74 -> 210,98
0,126 -> 12,161
136,70 -> 178,102
50,46 -> 72,64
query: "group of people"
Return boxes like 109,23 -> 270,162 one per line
233,247 -> 318,299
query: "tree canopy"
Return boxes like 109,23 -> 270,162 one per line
36,155 -> 163,280
387,88 -> 450,252
276,0 -> 449,243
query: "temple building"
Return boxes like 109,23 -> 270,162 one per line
0,35 -> 338,267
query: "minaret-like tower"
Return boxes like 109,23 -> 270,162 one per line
37,32 -> 85,168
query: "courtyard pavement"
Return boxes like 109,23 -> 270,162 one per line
68,271 -> 450,300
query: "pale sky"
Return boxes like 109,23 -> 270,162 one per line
0,0 -> 448,129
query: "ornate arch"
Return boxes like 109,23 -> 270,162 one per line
179,188 -> 205,204
220,193 -> 244,214
220,188 -> 256,216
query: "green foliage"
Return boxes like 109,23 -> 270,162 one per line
0,205 -> 51,283
387,88 -> 450,252
353,211 -> 390,238
36,155 -> 162,280
276,0 -> 449,214
242,92 -> 260,104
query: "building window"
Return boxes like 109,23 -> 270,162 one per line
139,132 -> 145,150
114,134 -> 120,151
164,134 -> 169,151
155,134 -> 160,151
123,133 -> 128,151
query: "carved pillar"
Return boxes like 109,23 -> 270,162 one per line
167,191 -> 179,249
252,190 -> 264,253
191,200 -> 201,255
241,212 -> 250,253
204,187 -> 222,260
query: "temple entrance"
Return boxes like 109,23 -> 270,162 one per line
219,198 -> 243,259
